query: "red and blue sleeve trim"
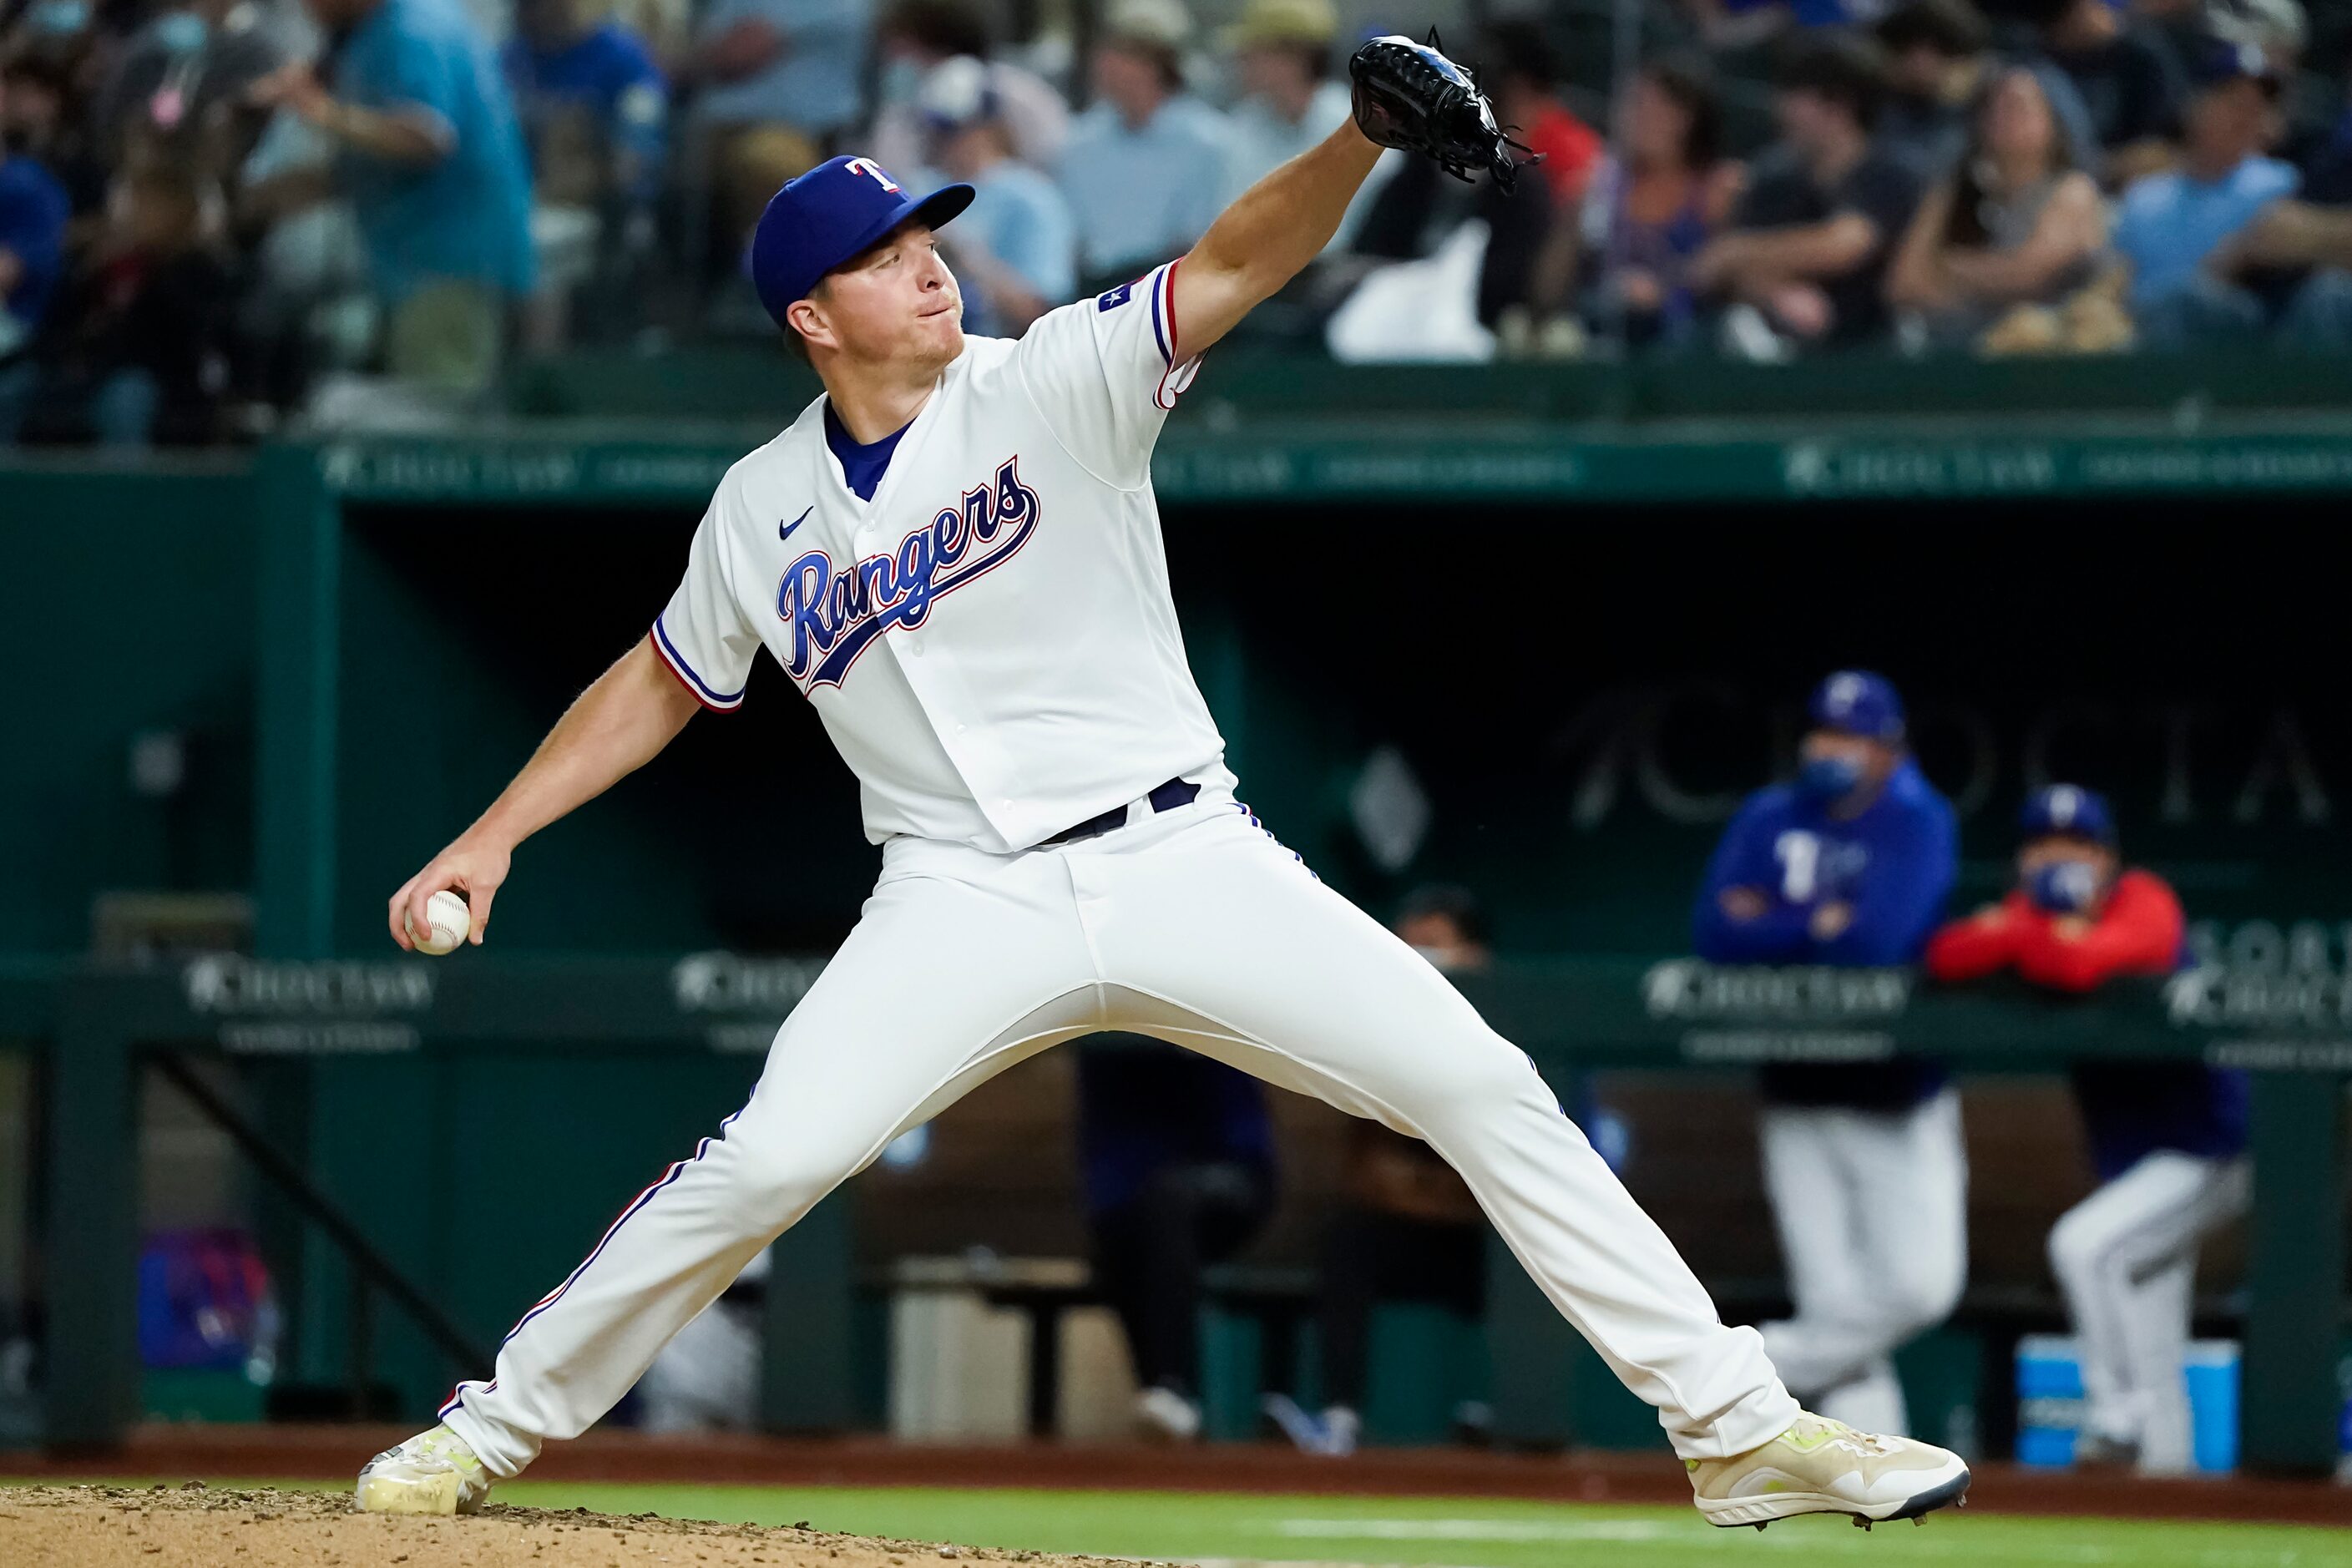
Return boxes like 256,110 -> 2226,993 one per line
650,616 -> 746,711
1148,260 -> 1175,368
1151,260 -> 1196,412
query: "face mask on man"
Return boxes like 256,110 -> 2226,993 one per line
1794,753 -> 1865,804
2027,859 -> 2102,915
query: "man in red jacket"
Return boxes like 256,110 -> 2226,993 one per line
1925,785 -> 2248,1475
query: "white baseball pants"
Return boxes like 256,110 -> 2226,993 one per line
439,792 -> 1796,1473
1757,1089 -> 1968,1438
2047,1151 -> 2249,1474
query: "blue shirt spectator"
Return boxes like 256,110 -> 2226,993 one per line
1060,2 -> 1232,287
1693,671 -> 1957,1107
913,55 -> 1074,336
330,0 -> 536,302
2113,154 -> 2296,306
0,151 -> 69,355
504,0 -> 668,208
1060,96 -> 1231,286
955,163 -> 1073,336
690,0 -> 872,136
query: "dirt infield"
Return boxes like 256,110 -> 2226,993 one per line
6,1427 -> 2347,1525
0,1485 -> 1149,1568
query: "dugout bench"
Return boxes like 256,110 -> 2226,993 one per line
29,953 -> 2349,1474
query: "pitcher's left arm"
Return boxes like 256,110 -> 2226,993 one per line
1174,34 -> 1528,353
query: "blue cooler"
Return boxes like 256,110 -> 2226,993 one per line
2013,1336 -> 2239,1472
2015,1334 -> 2083,1468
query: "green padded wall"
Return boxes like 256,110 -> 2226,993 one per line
0,463 -> 260,953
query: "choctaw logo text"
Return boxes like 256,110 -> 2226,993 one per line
778,457 -> 1039,688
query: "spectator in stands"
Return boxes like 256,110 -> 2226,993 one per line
1692,671 -> 1962,1438
1,48 -> 105,219
915,54 -> 1072,336
867,0 -> 1066,177
1059,0 -> 1233,295
1886,64 -> 2122,352
503,0 -> 668,346
0,66 -> 69,440
2026,0 -> 2187,186
1691,32 -> 1925,354
1553,55 -> 1743,349
243,0 -> 534,395
2297,44 -> 2352,203
1684,0 -> 1874,53
1924,785 -> 2247,1475
89,0 -> 286,175
1263,886 -> 1492,1459
2113,38 -> 2352,346
1874,0 -> 2097,173
676,0 -> 872,252
33,158 -> 234,443
2203,0 -> 2304,80
1075,1037 -> 1276,1443
1222,0 -> 1351,195
2212,0 -> 2326,159
1479,21 -> 1602,211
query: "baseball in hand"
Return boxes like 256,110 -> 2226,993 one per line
407,889 -> 473,955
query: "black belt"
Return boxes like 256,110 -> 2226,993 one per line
1044,777 -> 1201,846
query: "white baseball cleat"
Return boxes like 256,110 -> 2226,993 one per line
355,1424 -> 492,1515
1687,1412 -> 1970,1530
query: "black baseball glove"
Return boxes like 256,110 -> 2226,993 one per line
1347,30 -> 1535,193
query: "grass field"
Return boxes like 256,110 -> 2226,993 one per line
451,1483 -> 2352,1568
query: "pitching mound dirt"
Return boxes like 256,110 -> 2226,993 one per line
0,1485 -> 1153,1568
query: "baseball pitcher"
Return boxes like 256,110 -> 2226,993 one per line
360,37 -> 1970,1530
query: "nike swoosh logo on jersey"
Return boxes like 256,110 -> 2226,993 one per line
781,506 -> 812,540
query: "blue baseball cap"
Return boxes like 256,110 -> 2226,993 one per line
2021,784 -> 2116,846
748,155 -> 974,332
1808,670 -> 1905,744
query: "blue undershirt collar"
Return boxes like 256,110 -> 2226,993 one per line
823,402 -> 914,502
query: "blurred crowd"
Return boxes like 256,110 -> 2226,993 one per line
6,0 -> 2352,444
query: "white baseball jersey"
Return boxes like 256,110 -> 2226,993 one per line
650,261 -> 1228,852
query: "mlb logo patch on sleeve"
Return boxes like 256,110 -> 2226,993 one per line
1096,280 -> 1138,311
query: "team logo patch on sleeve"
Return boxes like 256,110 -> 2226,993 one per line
1096,280 -> 1137,311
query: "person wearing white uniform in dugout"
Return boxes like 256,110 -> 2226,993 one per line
1692,672 -> 1966,1439
355,37 -> 1971,1530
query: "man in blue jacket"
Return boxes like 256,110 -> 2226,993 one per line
1692,670 -> 1963,1438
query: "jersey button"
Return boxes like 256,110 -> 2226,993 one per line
908,638 -> 925,656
